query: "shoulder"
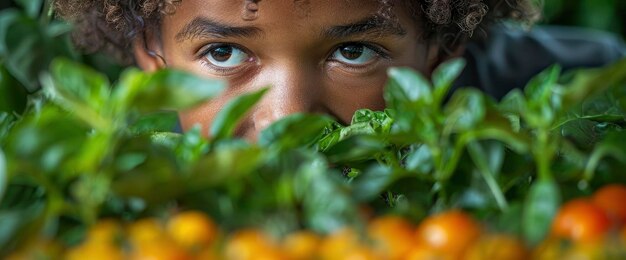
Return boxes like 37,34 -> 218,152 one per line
454,24 -> 626,99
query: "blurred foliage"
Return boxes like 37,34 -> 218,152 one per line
542,0 -> 626,37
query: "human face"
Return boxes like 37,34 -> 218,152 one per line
137,0 -> 434,140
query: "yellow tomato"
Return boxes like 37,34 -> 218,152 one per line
319,228 -> 361,260
86,219 -> 123,244
65,241 -> 125,260
367,215 -> 415,259
128,218 -> 166,247
129,240 -> 190,260
166,211 -> 217,249
281,230 -> 321,260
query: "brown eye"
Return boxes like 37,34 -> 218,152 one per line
339,45 -> 364,60
332,44 -> 377,65
203,45 -> 249,68
209,46 -> 233,62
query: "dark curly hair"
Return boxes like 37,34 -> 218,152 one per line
54,0 -> 539,64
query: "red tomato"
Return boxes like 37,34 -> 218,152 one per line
551,198 -> 612,243
592,184 -> 626,226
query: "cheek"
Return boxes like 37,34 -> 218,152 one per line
178,98 -> 225,135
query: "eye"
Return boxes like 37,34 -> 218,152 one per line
331,44 -> 378,65
203,44 -> 250,68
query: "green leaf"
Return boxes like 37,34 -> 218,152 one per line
49,58 -> 111,108
0,12 -> 76,92
0,149 -> 6,203
385,67 -> 433,109
4,105 -> 90,174
583,130 -> 626,181
112,68 -> 225,116
15,0 -> 43,18
524,65 -> 561,102
444,88 -> 486,131
129,111 -> 179,135
405,144 -> 434,173
187,145 -> 265,189
351,165 -> 394,201
432,58 -> 466,104
210,88 -> 268,140
258,114 -> 332,150
0,65 -> 28,114
561,58 -> 626,111
0,112 -> 16,143
0,9 -> 21,56
43,59 -> 111,130
523,179 -> 560,245
324,135 -> 386,163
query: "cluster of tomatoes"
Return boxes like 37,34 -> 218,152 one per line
535,184 -> 626,259
8,184 -> 626,260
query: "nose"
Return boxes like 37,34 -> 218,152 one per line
246,64 -> 321,139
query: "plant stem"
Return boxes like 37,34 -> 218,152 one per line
467,142 -> 509,211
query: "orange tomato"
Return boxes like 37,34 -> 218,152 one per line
224,229 -> 284,260
592,184 -> 626,226
414,210 -> 481,257
367,215 -> 415,259
281,230 -> 321,260
464,234 -> 528,260
319,228 -> 361,260
166,211 -> 217,249
403,244 -> 453,260
342,246 -> 381,260
551,198 -> 612,243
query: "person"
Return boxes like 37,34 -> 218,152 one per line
54,0 -> 625,140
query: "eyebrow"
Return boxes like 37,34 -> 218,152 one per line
323,15 -> 407,39
175,17 -> 263,42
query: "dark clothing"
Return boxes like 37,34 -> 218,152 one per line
454,25 -> 626,99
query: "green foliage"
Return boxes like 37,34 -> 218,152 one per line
0,52 -> 625,255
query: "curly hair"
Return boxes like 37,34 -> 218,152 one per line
54,0 -> 539,64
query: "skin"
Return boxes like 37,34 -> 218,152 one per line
134,0 -> 443,140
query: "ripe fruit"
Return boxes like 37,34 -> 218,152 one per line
414,210 -> 481,257
464,234 -> 528,260
85,220 -> 123,244
551,198 -> 612,243
166,211 -> 217,249
319,228 -> 360,260
403,244 -> 453,260
128,218 -> 165,247
367,215 -> 415,259
224,229 -> 283,260
592,184 -> 626,225
281,230 -> 321,260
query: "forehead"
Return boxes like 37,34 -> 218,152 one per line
163,0 -> 390,29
